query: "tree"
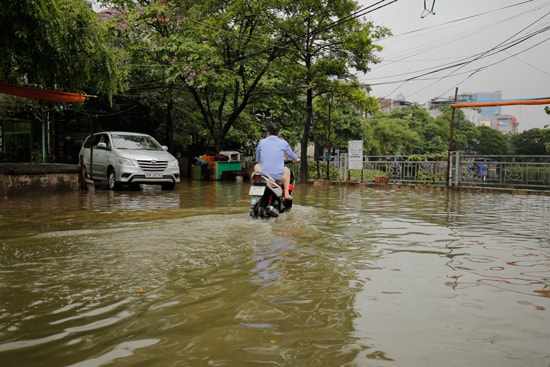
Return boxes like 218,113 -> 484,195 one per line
313,80 -> 377,156
389,104 -> 448,154
102,0 -> 292,152
363,116 -> 421,156
543,126 -> 550,153
434,107 -> 479,152
101,0 -> 387,179
278,0 -> 389,182
311,80 -> 376,179
510,128 -> 550,155
0,0 -> 125,162
97,1 -> 199,151
475,126 -> 512,155
0,0 -> 123,98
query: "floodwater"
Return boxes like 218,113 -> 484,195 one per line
0,181 -> 549,367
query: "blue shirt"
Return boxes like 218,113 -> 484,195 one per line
256,135 -> 298,180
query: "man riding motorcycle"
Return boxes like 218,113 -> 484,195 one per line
254,122 -> 300,200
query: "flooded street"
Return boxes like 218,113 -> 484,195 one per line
1,181 -> 549,367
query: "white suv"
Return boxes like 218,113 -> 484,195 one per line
79,131 -> 180,190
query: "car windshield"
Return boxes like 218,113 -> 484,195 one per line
111,134 -> 163,150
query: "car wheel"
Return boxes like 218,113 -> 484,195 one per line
161,182 -> 175,190
107,168 -> 120,190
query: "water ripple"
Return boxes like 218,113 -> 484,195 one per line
1,185 -> 549,366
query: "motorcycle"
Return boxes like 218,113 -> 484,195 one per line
249,164 -> 295,219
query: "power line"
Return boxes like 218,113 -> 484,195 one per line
362,0 -> 550,100
367,23 -> 550,86
371,0 -> 548,71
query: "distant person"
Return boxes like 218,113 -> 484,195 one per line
255,122 -> 299,200
478,161 -> 488,182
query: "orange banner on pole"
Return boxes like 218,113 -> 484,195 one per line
0,82 -> 89,103
452,97 -> 550,108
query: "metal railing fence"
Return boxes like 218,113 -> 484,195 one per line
449,153 -> 550,190
308,153 -> 550,191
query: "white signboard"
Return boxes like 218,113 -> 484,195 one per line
348,140 -> 363,170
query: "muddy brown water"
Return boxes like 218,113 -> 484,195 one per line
1,181 -> 549,367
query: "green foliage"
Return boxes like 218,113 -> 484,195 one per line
96,0 -> 389,176
473,126 -> 512,155
363,116 -> 422,155
407,154 -> 424,161
307,161 -> 385,182
312,79 -> 376,155
102,0 -> 298,152
544,126 -> 550,153
510,128 -> 550,155
433,107 -> 479,152
282,0 -> 390,181
308,161 -> 340,181
0,0 -> 123,99
406,105 -> 448,153
10,0 -> 547,167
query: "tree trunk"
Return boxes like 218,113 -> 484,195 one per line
165,98 -> 174,152
300,87 -> 314,183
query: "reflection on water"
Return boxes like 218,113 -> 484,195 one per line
0,182 -> 549,366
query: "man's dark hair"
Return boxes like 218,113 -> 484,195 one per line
267,122 -> 281,136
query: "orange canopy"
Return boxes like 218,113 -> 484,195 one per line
0,82 -> 88,103
452,97 -> 550,108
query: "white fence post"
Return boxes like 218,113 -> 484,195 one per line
339,153 -> 348,182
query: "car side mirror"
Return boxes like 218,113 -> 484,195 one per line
97,142 -> 107,149
162,145 -> 168,151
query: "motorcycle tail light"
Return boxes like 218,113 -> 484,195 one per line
289,184 -> 294,191
252,175 -> 264,184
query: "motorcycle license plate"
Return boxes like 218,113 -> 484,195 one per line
249,186 -> 265,196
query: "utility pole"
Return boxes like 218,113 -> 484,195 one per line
446,87 -> 458,187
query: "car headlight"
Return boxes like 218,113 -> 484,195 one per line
168,159 -> 179,168
117,157 -> 136,166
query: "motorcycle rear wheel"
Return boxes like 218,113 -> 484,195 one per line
250,202 -> 260,218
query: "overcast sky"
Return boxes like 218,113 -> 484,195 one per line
358,0 -> 550,131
